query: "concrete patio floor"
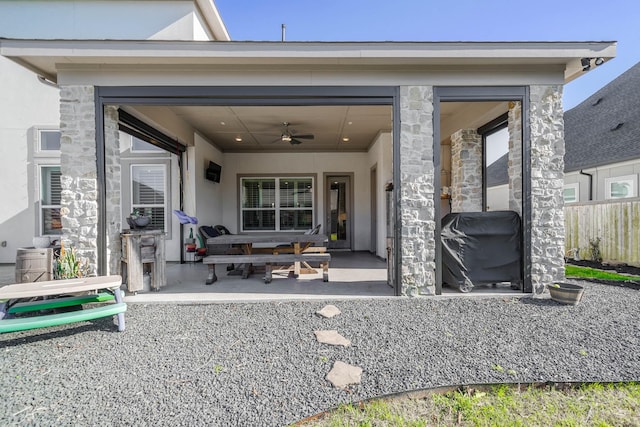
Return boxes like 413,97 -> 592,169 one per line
0,251 -> 524,302
128,251 -> 394,303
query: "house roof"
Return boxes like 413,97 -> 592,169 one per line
564,61 -> 640,172
0,39 -> 616,85
486,153 -> 509,187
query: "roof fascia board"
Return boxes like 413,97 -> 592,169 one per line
54,64 -> 566,87
0,39 -> 616,59
194,0 -> 230,41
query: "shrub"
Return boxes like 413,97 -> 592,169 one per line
54,242 -> 90,279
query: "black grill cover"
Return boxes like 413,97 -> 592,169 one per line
441,211 -> 521,292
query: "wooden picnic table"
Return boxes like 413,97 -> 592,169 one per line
0,275 -> 126,333
205,233 -> 328,280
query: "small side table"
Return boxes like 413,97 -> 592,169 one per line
121,229 -> 165,292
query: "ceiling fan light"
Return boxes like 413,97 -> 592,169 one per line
282,134 -> 292,142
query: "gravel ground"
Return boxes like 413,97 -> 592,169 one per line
1,280 -> 639,426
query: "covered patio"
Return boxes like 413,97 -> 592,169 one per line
0,22 -> 616,298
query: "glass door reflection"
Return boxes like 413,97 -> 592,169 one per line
326,175 -> 351,249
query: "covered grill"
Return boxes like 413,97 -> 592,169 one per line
441,211 -> 522,292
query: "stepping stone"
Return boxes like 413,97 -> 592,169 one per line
314,330 -> 351,347
326,361 -> 362,390
316,304 -> 341,318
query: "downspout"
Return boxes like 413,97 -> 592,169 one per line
579,170 -> 593,201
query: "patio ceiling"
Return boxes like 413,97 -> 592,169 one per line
169,104 -> 392,152
127,101 -> 506,152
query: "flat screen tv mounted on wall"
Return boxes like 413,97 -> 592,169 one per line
205,161 -> 221,183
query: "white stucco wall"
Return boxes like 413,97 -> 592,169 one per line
486,184 -> 509,211
0,57 -> 60,263
0,1 -> 214,41
193,133 -> 224,227
367,132 -> 393,258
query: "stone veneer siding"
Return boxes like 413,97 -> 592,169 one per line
529,85 -> 566,294
59,85 -> 99,274
399,86 -> 436,296
450,129 -> 483,212
104,106 -> 121,275
508,101 -> 523,215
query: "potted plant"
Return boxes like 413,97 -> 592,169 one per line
548,282 -> 585,305
54,242 -> 90,279
127,208 -> 151,229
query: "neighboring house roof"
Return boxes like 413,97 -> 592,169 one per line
564,61 -> 640,172
486,153 -> 509,187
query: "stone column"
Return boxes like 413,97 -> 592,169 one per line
399,86 -> 436,296
450,129 -> 482,212
529,85 -> 566,295
508,101 -> 522,215
104,106 -> 121,275
59,85 -> 98,275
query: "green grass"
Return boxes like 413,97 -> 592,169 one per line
299,383 -> 640,427
565,265 -> 640,281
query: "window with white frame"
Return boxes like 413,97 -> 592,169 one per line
38,129 -> 61,152
605,174 -> 638,200
131,164 -> 167,230
40,165 -> 63,235
34,129 -> 62,236
563,183 -> 579,203
241,177 -> 314,231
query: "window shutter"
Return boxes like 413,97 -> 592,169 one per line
131,165 -> 166,230
133,166 -> 165,205
50,169 -> 62,205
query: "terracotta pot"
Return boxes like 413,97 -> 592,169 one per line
549,282 -> 584,305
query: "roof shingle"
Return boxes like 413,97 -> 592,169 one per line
564,61 -> 640,172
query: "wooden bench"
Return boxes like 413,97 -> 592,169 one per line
0,275 -> 126,334
203,253 -> 331,284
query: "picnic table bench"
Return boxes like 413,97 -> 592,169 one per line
0,275 -> 126,334
203,233 -> 330,285
203,253 -> 331,284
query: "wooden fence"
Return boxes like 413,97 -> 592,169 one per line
564,198 -> 640,266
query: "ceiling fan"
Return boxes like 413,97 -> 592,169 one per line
274,122 -> 315,145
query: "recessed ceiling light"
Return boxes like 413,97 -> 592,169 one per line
348,121 -> 353,125
234,137 -> 243,142
342,137 -> 350,142
220,121 -> 226,126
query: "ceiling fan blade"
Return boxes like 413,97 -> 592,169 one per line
291,134 -> 314,140
289,138 -> 303,145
